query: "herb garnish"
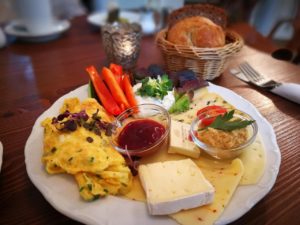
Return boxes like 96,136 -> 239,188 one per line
137,75 -> 173,99
168,92 -> 190,113
96,174 -> 102,179
51,147 -> 57,153
51,109 -> 113,136
86,137 -> 93,143
92,195 -> 100,201
207,110 -> 254,131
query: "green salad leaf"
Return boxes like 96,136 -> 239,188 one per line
137,75 -> 173,99
168,92 -> 190,114
208,110 -> 255,131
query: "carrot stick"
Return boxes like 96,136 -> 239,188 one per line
102,67 -> 130,109
109,63 -> 123,86
122,74 -> 137,108
109,63 -> 123,75
86,66 -> 122,116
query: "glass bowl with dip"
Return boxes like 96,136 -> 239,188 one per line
111,104 -> 170,157
190,109 -> 258,159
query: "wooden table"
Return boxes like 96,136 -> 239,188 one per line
0,16 -> 299,225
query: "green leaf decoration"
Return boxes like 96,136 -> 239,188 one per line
208,110 -> 255,131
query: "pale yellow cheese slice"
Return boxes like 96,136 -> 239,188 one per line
238,135 -> 265,185
171,159 -> 244,225
171,90 -> 234,125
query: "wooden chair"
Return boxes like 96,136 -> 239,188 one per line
268,4 -> 300,51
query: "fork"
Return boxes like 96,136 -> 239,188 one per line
233,61 -> 300,104
239,62 -> 281,88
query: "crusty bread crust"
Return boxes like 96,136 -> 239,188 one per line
167,16 -> 225,48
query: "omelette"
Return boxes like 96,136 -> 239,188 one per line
41,98 -> 132,201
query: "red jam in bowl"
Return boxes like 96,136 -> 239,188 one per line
117,119 -> 166,150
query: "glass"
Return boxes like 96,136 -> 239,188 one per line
101,22 -> 142,70
111,104 -> 171,157
190,110 -> 258,160
13,0 -> 54,34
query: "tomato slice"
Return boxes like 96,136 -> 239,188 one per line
196,105 -> 227,126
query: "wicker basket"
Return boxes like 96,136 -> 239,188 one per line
155,4 -> 244,80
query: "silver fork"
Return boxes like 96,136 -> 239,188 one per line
239,62 -> 281,89
234,61 -> 300,104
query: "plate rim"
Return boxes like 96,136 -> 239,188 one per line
25,83 -> 281,225
4,20 -> 70,38
87,10 -> 141,27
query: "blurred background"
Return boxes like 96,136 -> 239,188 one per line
0,0 -> 299,59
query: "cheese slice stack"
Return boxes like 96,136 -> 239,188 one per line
168,120 -> 200,158
138,159 -> 215,215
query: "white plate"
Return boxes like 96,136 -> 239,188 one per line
4,20 -> 70,42
87,11 -> 141,27
25,83 -> 281,225
87,11 -> 158,35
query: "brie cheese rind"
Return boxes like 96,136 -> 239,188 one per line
138,159 -> 215,215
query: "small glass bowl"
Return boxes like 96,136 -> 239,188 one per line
111,104 -> 171,157
190,110 -> 258,160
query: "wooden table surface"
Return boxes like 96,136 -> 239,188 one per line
0,16 -> 299,225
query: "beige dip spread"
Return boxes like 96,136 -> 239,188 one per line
198,127 -> 248,149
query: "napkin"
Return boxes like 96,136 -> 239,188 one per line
271,83 -> 300,104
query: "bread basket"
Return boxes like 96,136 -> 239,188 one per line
156,4 -> 244,80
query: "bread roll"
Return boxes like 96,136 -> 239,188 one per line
167,16 -> 225,48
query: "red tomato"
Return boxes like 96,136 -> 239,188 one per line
196,105 -> 227,126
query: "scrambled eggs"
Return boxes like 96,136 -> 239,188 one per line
41,98 -> 132,201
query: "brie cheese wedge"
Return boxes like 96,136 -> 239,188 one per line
138,159 -> 215,215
